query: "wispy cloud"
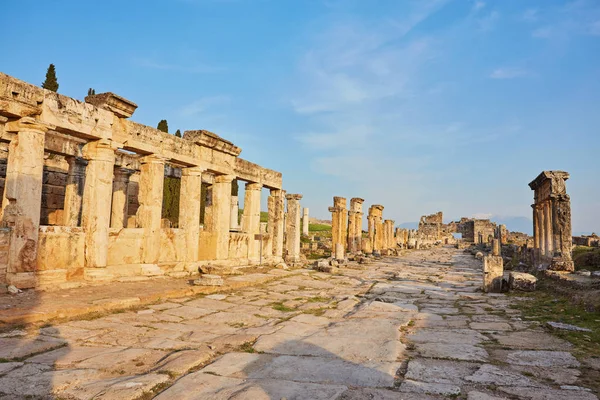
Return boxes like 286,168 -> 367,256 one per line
179,95 -> 230,116
521,8 -> 539,23
133,57 -> 225,74
477,10 -> 500,31
490,67 -> 530,79
529,0 -> 600,39
472,1 -> 486,12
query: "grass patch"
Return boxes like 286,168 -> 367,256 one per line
303,308 -> 327,316
307,296 -> 330,303
270,302 -> 296,312
238,341 -> 256,353
508,278 -> 600,358
573,246 -> 600,272
309,223 -> 331,232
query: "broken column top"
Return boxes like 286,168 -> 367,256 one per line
286,193 -> 303,200
528,170 -> 570,191
350,197 -> 364,204
84,92 -> 138,119
333,196 -> 347,208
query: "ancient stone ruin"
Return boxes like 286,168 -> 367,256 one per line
0,72 -> 304,289
529,170 -> 574,271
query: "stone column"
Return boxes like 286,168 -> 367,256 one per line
302,208 -> 309,237
136,154 -> 166,264
285,193 -> 302,264
269,189 -> 285,259
348,198 -> 364,254
483,252 -> 503,293
329,197 -> 348,257
212,174 -> 234,260
544,201 -> 553,256
81,139 -> 117,270
367,214 -> 375,254
63,156 -> 88,227
1,118 -> 50,288
230,195 -> 240,230
552,195 -> 573,261
242,182 -> 262,262
110,167 -> 133,229
179,166 -> 204,262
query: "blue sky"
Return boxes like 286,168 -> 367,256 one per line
1,0 -> 599,234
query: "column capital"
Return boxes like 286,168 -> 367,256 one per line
5,117 -> 55,134
285,193 -> 303,201
113,166 -> 134,181
65,155 -> 89,168
214,174 -> 235,184
139,154 -> 167,165
82,139 -> 118,162
181,166 -> 205,176
246,182 -> 263,191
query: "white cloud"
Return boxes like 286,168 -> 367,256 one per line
179,95 -> 230,116
490,67 -> 530,79
521,8 -> 539,22
477,10 -> 500,31
473,1 -> 485,12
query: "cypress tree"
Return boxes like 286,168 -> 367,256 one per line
175,129 -> 182,138
157,119 -> 169,133
42,64 -> 59,92
158,120 -> 167,132
87,88 -> 96,96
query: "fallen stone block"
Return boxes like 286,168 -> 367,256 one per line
509,272 -> 537,291
193,274 -> 224,286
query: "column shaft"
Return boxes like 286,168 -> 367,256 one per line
269,189 -> 285,259
136,155 -> 166,264
242,182 -> 262,261
212,174 -> 234,260
63,156 -> 87,227
285,193 -> 302,263
179,167 -> 203,262
110,168 -> 132,229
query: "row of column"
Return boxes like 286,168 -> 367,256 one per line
532,200 -> 553,258
0,117 -> 302,287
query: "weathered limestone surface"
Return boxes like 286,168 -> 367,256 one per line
329,197 -> 348,257
268,189 -> 285,260
136,155 -> 165,264
242,182 -> 262,262
348,198 -> 364,254
62,156 -> 87,227
302,207 -> 309,237
285,194 -> 302,264
212,175 -> 234,261
1,247 -> 594,399
179,167 -> 203,262
110,167 -> 132,229
529,171 -> 573,271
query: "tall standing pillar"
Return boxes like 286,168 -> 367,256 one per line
212,174 -> 234,260
302,208 -> 309,237
367,213 -> 375,254
63,156 -> 88,227
268,189 -> 285,260
110,167 -> 133,229
1,118 -> 51,288
230,195 -> 240,230
372,205 -> 384,254
329,197 -> 348,257
384,220 -> 394,250
348,198 -> 364,254
285,193 -> 302,264
179,166 -> 204,262
81,139 -> 117,271
136,154 -> 166,264
544,201 -> 553,256
242,182 -> 262,262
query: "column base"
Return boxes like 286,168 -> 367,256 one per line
6,272 -> 37,289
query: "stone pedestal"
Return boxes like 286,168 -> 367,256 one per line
63,156 -> 88,227
242,182 -> 262,262
136,155 -> 166,264
213,174 -> 234,260
483,255 -> 503,293
302,208 -> 309,237
1,118 -> 51,288
269,189 -> 285,260
285,193 -> 302,264
110,167 -> 133,229
179,166 -> 204,262
81,139 -> 118,270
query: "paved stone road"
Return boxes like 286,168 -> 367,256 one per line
0,247 -> 597,399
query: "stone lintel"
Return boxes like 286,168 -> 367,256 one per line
5,117 -> 54,134
183,130 -> 241,157
84,92 -> 138,119
528,170 -> 570,190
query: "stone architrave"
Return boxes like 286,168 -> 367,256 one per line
529,171 -> 574,271
212,174 -> 234,260
110,167 -> 133,229
268,189 -> 285,260
179,166 -> 204,262
242,182 -> 262,262
81,139 -> 118,270
63,156 -> 88,227
348,198 -> 364,254
302,208 -> 309,237
285,193 -> 302,264
136,154 -> 166,264
1,118 -> 51,288
328,197 -> 348,258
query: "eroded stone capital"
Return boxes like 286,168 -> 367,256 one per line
181,166 -> 205,177
285,193 -> 303,201
82,139 -> 118,162
246,182 -> 263,191
214,174 -> 235,184
139,154 -> 167,165
5,117 -> 54,134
